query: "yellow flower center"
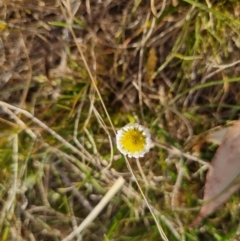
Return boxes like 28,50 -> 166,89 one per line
120,128 -> 146,153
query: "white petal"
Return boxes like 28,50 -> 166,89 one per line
116,123 -> 152,158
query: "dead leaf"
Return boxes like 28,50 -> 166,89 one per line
191,120 -> 240,227
145,47 -> 157,86
206,127 -> 229,144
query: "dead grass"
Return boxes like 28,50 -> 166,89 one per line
1,0 -> 240,240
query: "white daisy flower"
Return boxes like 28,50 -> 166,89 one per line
116,123 -> 152,158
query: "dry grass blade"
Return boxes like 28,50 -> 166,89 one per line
0,101 -> 88,160
0,134 -> 19,227
62,177 -> 125,241
124,156 -> 170,241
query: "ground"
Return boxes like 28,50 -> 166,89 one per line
1,0 -> 240,240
